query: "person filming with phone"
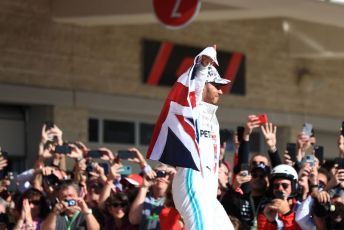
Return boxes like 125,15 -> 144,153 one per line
258,164 -> 301,230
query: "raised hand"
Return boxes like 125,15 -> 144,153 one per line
261,123 -> 277,151
243,115 -> 260,141
99,147 -> 114,162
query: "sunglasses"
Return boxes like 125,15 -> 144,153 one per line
29,200 -> 40,206
112,202 -> 127,208
273,183 -> 290,190
252,161 -> 266,166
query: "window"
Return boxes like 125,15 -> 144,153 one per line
103,120 -> 135,144
88,118 -> 99,142
140,123 -> 155,145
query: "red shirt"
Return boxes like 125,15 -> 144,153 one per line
159,207 -> 184,230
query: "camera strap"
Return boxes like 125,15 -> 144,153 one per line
64,211 -> 80,230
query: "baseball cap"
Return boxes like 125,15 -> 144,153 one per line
122,174 -> 143,187
251,164 -> 270,175
206,65 -> 230,85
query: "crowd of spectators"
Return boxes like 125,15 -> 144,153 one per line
0,116 -> 343,229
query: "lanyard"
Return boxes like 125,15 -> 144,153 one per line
249,195 -> 263,230
64,211 -> 80,230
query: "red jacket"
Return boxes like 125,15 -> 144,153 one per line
257,202 -> 301,230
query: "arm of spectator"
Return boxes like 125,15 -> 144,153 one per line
13,198 -> 33,230
296,132 -> 311,162
337,134 -> 344,158
49,125 -> 63,145
73,159 -> 86,185
0,156 -> 7,171
99,147 -> 115,163
283,152 -> 294,167
98,163 -> 121,210
237,115 -> 260,166
232,171 -> 251,191
77,198 -> 100,230
243,115 -> 260,141
91,163 -> 107,185
129,173 -> 154,225
333,169 -> 344,189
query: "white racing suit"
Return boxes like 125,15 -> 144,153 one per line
172,101 -> 234,230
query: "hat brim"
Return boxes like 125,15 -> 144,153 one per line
213,78 -> 230,85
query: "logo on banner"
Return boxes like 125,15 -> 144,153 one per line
152,0 -> 201,29
142,40 -> 246,95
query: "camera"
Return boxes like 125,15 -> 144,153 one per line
86,160 -> 95,173
156,170 -> 167,178
65,199 -> 76,207
43,174 -> 60,187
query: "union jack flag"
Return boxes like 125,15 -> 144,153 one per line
146,61 -> 202,171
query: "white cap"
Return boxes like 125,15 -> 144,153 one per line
206,65 -> 230,85
198,46 -> 218,66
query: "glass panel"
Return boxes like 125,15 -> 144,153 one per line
88,118 -> 99,142
140,123 -> 155,145
103,120 -> 135,144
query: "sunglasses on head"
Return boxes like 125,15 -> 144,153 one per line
112,202 -> 127,208
273,182 -> 290,190
252,161 -> 266,166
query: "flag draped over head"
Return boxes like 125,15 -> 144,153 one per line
146,47 -> 218,171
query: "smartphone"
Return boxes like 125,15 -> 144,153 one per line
237,126 -> 245,143
7,172 -> 17,193
335,158 -> 344,169
239,163 -> 249,176
286,143 -> 297,162
341,121 -> 344,136
314,145 -> 324,164
303,155 -> 315,167
87,150 -> 102,158
86,159 -> 95,173
45,121 -> 54,131
117,150 -> 136,160
120,165 -> 132,176
0,150 -> 8,159
99,162 -> 109,175
302,123 -> 313,137
54,145 -> 72,154
257,114 -> 268,125
274,190 -> 285,199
